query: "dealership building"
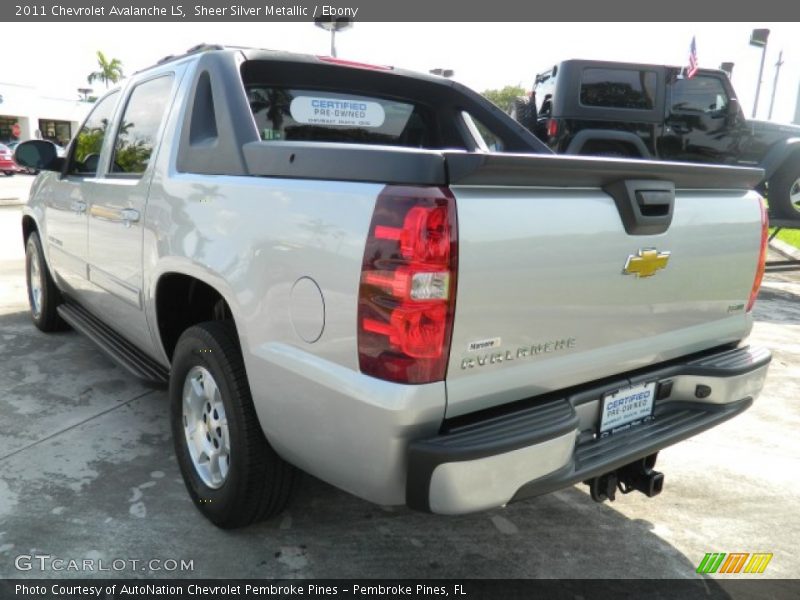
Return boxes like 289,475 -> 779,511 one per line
0,82 -> 91,146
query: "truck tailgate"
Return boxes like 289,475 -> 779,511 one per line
443,153 -> 765,418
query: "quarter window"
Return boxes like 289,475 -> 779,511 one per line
110,75 -> 174,176
580,68 -> 657,110
69,91 -> 119,176
462,112 -> 505,152
670,76 -> 728,113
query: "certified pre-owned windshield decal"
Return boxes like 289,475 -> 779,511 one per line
461,337 -> 576,370
290,96 -> 386,128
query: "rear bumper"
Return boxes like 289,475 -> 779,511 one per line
407,345 -> 771,514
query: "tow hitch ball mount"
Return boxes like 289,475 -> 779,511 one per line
586,453 -> 664,503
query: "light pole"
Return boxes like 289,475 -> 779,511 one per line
314,18 -> 352,57
719,62 -> 735,80
768,50 -> 784,121
429,68 -> 454,79
749,28 -> 770,119
795,82 -> 800,125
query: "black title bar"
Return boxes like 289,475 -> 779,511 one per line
3,579 -> 800,600
3,0 -> 800,21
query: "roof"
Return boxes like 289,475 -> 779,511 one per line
140,43 -> 452,86
557,58 -> 726,77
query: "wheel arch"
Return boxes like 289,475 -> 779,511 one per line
152,269 -> 242,364
21,213 -> 39,244
761,138 -> 800,180
566,129 -> 651,158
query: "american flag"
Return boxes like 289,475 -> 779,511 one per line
687,36 -> 699,79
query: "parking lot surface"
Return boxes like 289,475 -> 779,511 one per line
1,202 -> 798,580
0,174 -> 33,207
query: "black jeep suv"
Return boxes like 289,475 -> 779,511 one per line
514,59 -> 800,221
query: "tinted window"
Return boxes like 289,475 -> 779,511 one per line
580,68 -> 657,110
111,75 -> 174,175
670,76 -> 728,113
69,91 -> 119,176
463,112 -> 504,152
247,86 -> 435,148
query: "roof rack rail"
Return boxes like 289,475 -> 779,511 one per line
144,43 -> 225,71
185,43 -> 225,54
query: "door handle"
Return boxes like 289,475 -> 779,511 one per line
70,200 -> 87,214
604,179 -> 675,236
120,208 -> 140,228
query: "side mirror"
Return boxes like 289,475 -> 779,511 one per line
727,98 -> 741,121
14,140 -> 64,172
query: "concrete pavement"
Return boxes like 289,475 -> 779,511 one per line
0,175 -> 34,206
0,204 -> 798,580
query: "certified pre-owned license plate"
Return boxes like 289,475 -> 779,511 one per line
599,381 -> 656,435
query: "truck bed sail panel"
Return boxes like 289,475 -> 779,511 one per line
444,152 -> 764,190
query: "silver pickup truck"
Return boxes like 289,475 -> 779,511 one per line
16,45 -> 771,528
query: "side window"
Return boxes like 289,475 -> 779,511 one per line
580,68 -> 657,110
69,91 -> 119,176
670,76 -> 728,113
462,112 -> 505,152
110,75 -> 174,176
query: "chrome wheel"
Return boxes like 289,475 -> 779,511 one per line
790,177 -> 800,210
29,246 -> 43,319
182,366 -> 230,489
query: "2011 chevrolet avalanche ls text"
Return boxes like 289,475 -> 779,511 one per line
16,45 -> 771,528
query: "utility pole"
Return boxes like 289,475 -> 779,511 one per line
314,18 -> 352,58
768,50 -> 784,121
749,28 -> 770,119
795,81 -> 800,125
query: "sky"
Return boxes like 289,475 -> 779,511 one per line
2,22 -> 799,122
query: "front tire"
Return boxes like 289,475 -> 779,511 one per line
25,231 -> 67,331
768,158 -> 800,220
170,321 -> 295,528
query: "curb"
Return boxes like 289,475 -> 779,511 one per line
769,237 -> 800,261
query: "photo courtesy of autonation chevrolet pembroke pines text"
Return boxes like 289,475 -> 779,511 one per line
0,0 -> 798,598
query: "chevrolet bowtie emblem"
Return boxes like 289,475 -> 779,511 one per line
623,249 -> 671,278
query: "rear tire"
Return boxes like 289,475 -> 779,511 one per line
25,231 -> 68,332
170,321 -> 296,528
768,157 -> 800,220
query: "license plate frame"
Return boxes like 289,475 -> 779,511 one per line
599,381 -> 656,436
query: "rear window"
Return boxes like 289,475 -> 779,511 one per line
246,86 -> 436,148
580,68 -> 657,110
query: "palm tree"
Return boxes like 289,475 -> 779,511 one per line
87,51 -> 124,89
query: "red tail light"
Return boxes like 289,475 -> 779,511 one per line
358,186 -> 458,384
547,118 -> 559,138
746,198 -> 769,312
